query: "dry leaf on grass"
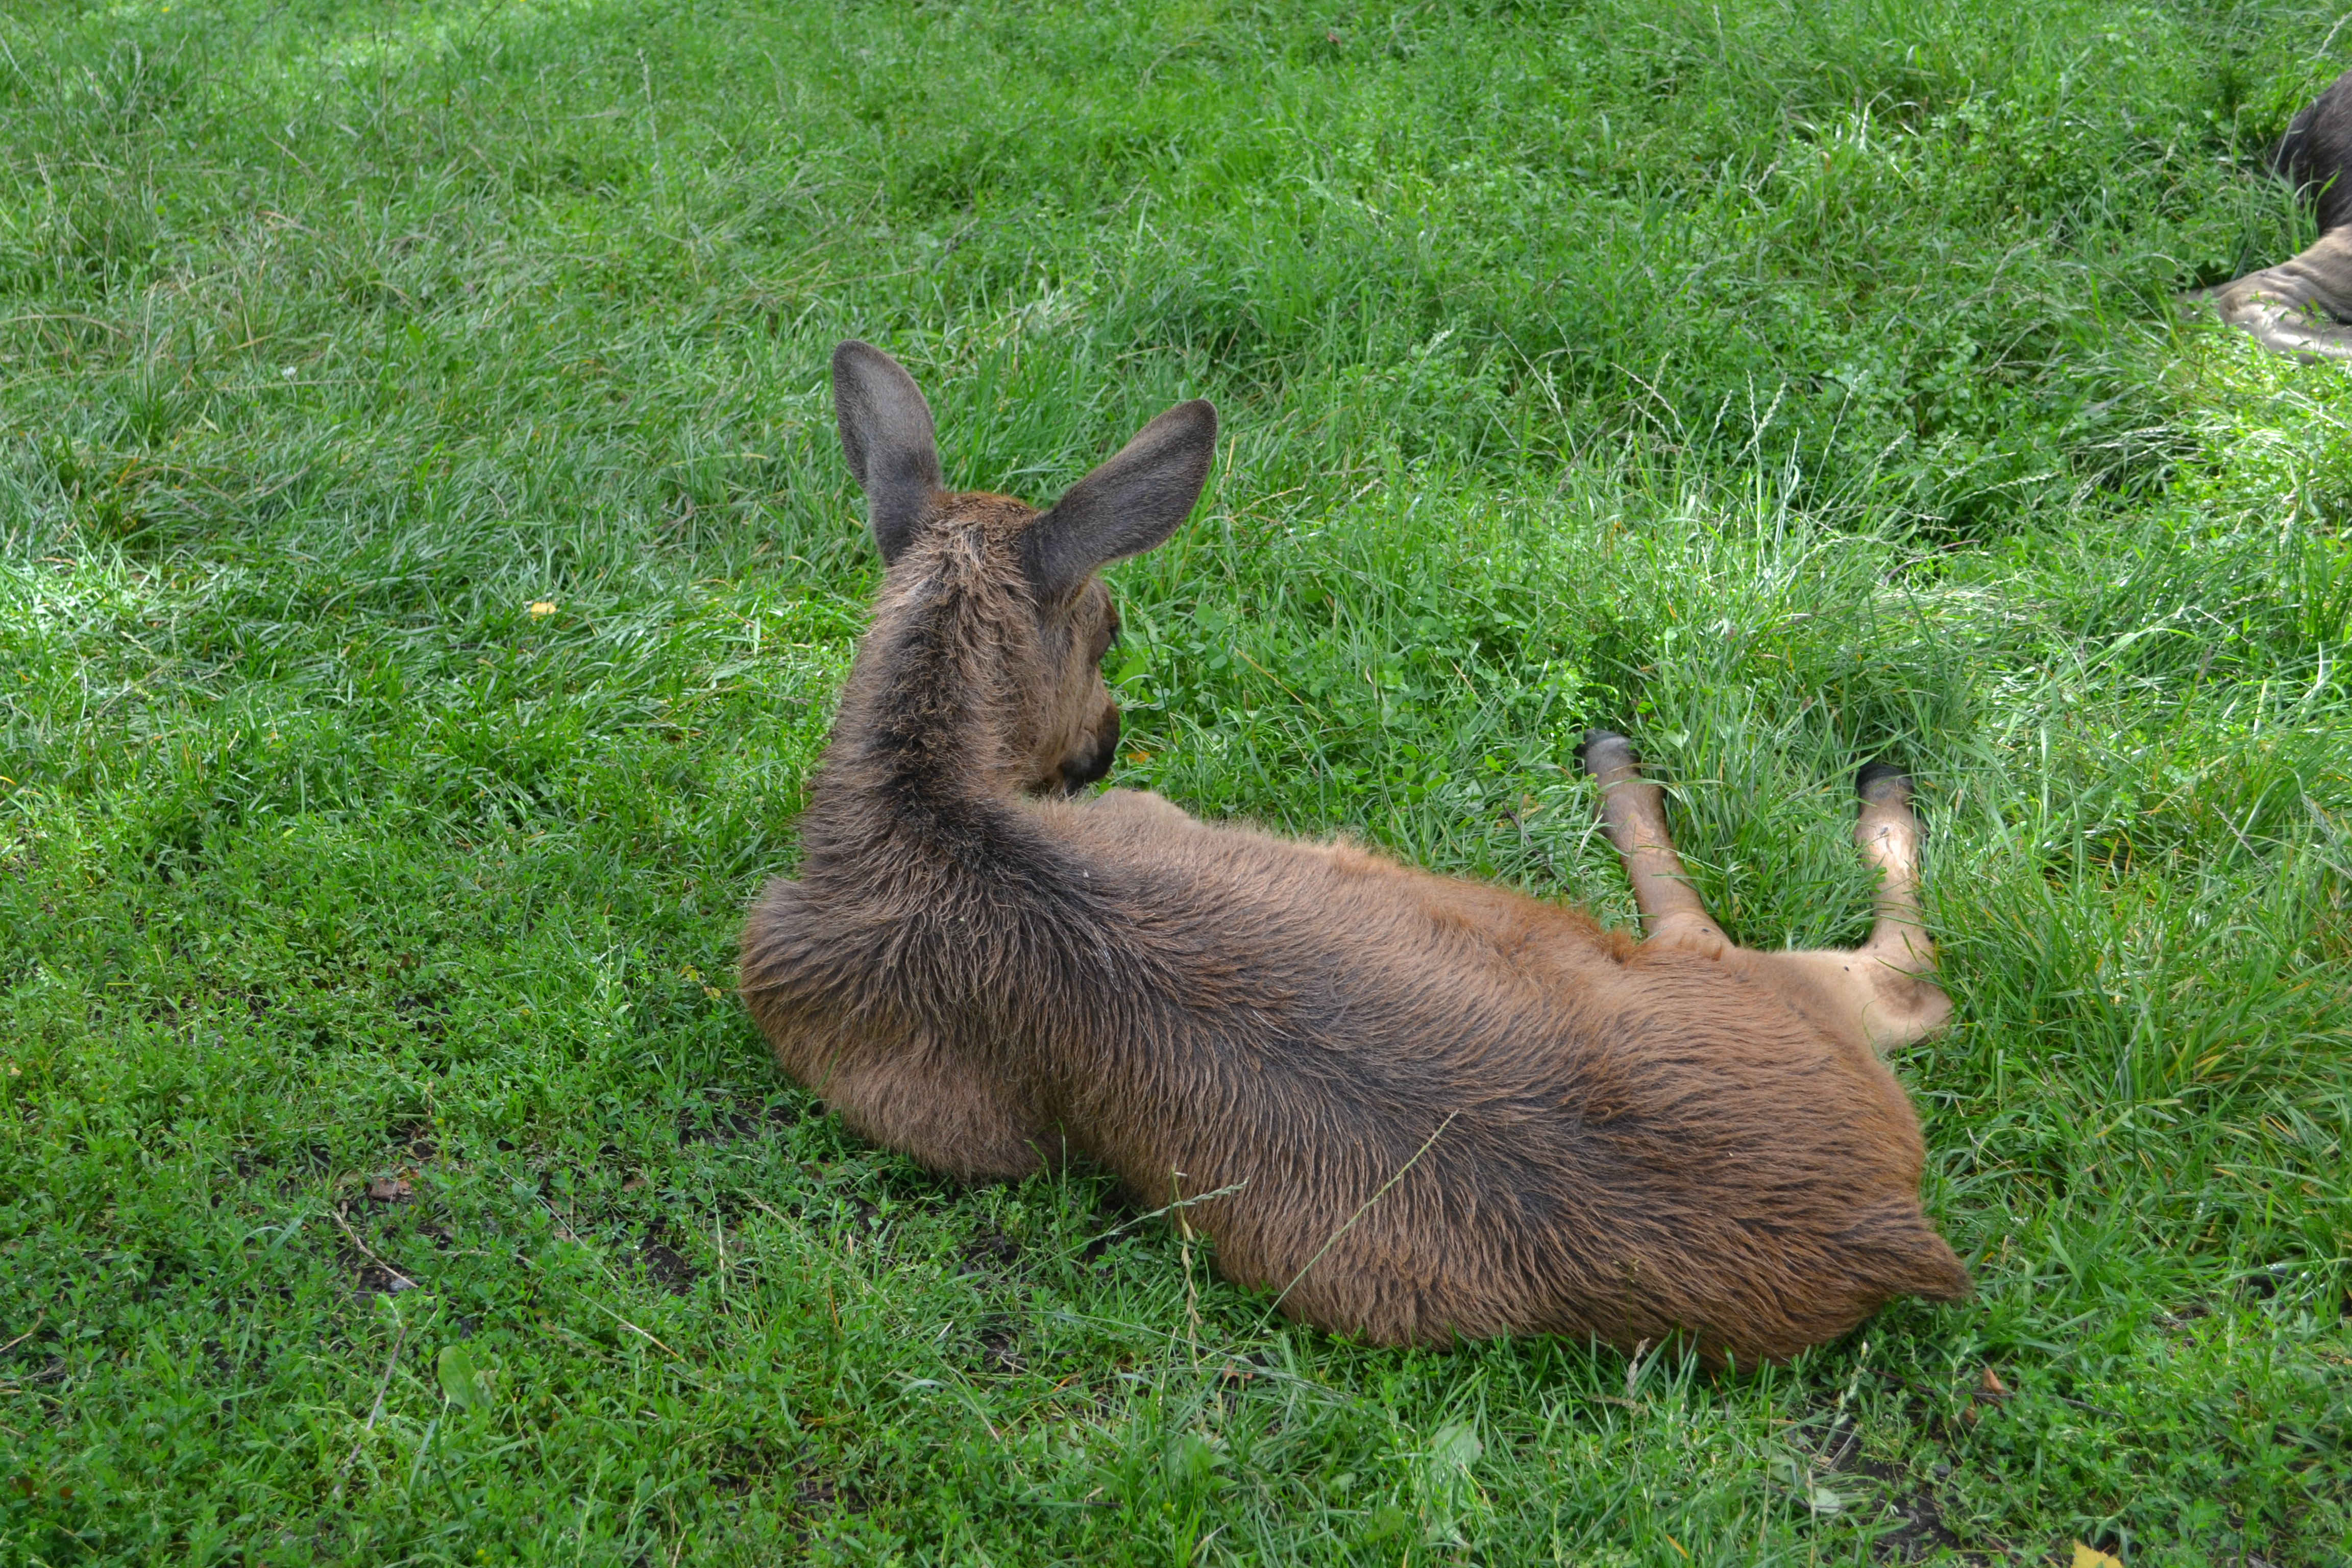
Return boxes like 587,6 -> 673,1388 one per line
2072,1543 -> 2124,1568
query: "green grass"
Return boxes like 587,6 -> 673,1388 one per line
2,0 -> 2349,1561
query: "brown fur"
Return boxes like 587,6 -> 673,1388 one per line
740,342 -> 1971,1364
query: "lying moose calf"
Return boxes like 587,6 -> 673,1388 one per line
2213,65 -> 2352,361
741,342 -> 1970,1363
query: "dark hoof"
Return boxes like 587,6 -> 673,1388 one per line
1856,761 -> 1912,805
1578,729 -> 1636,779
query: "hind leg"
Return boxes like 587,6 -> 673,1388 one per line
2209,228 -> 2352,362
1767,765 -> 1952,1051
1578,730 -> 1730,956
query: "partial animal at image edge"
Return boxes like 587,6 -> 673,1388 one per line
739,341 -> 1971,1366
2211,65 -> 2352,361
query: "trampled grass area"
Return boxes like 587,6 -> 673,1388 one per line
2,0 -> 2348,1561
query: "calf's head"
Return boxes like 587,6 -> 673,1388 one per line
830,340 -> 1218,795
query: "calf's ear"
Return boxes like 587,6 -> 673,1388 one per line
831,340 -> 944,565
1021,400 -> 1218,603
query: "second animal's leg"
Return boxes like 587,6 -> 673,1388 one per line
1579,730 -> 1729,954
2210,228 -> 2352,362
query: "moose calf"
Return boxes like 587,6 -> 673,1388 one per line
741,342 -> 1970,1363
2214,66 -> 2352,360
